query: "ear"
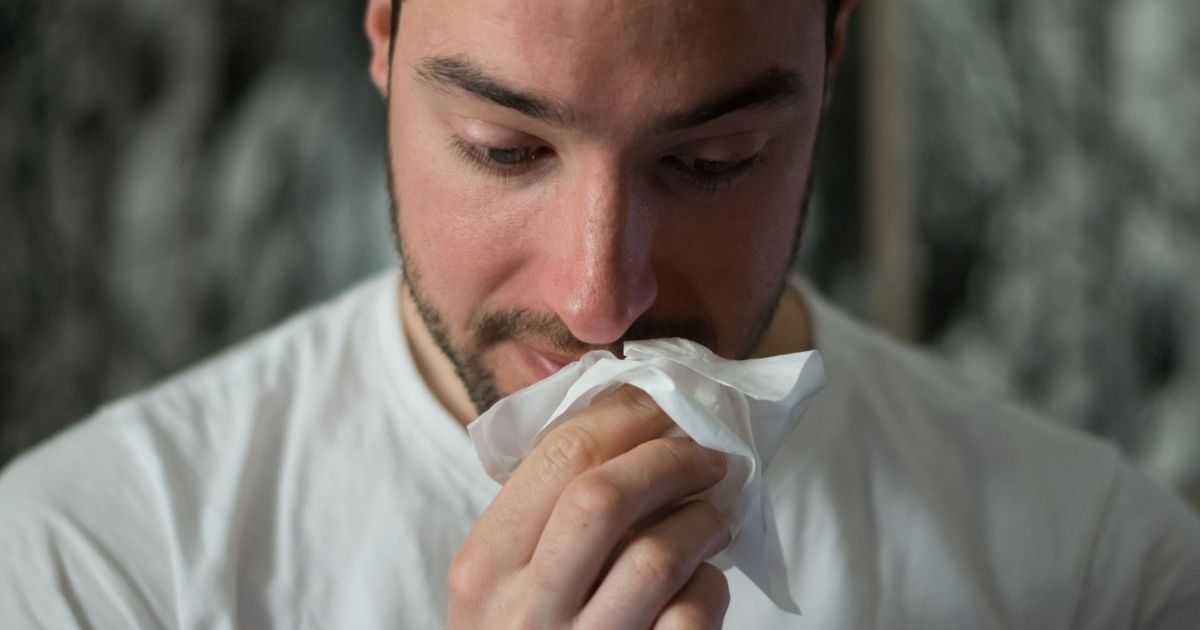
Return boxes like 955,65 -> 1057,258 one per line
826,0 -> 859,72
365,0 -> 394,98
822,0 -> 858,107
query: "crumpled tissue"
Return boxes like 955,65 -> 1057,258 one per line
467,337 -> 825,613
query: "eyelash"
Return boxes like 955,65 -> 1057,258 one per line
449,136 -> 766,193
664,154 -> 766,196
450,137 -> 549,181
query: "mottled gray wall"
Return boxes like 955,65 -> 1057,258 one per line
916,0 -> 1200,500
2,0 -> 1198,505
1,0 -> 394,457
806,0 -> 1199,503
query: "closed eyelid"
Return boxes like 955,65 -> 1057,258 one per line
669,133 -> 771,161
448,116 -> 547,149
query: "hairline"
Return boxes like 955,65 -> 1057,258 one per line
389,0 -> 841,56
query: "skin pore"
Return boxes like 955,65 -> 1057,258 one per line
366,0 -> 848,425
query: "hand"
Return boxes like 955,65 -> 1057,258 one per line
448,386 -> 732,629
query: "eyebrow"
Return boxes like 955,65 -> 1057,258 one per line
656,67 -> 806,131
415,55 -> 574,126
414,55 -> 806,133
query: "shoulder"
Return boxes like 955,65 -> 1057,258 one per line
796,280 -> 1113,477
138,268 -> 399,418
0,268 -> 400,514
0,270 -> 401,626
1073,457 -> 1200,628
799,281 -> 1120,487
0,403 -> 177,627
785,281 -> 1200,625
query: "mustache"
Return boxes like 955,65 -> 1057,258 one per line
472,308 -> 712,357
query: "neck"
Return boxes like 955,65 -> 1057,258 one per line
751,281 -> 816,359
398,280 -> 478,426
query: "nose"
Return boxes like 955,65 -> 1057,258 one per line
541,161 -> 659,346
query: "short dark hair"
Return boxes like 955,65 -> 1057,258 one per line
389,1 -> 841,55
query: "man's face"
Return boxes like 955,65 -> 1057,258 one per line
384,0 -> 829,413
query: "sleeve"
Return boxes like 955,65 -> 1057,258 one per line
0,414 -> 176,629
1072,458 -> 1200,630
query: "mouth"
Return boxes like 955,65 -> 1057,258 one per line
514,342 -> 582,380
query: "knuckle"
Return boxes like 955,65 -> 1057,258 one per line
654,437 -> 699,469
628,539 -> 691,586
602,385 -> 664,424
619,386 -> 667,420
446,551 -> 490,604
535,425 -> 604,483
560,476 -> 625,526
611,385 -> 658,413
654,438 -> 725,481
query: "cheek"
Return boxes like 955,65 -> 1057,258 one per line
722,125 -> 817,278
387,102 -> 537,331
709,185 -> 804,318
656,138 -> 812,348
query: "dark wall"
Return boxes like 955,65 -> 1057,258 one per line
1,0 -> 393,458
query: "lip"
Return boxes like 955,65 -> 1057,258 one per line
515,342 -> 576,380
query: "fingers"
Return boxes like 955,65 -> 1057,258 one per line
529,441 -> 728,614
575,500 -> 731,629
459,387 -> 673,577
652,563 -> 730,630
449,384 -> 734,629
525,386 -> 674,487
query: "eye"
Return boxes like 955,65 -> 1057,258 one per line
664,153 -> 765,193
450,137 -> 552,178
678,157 -> 743,177
482,146 -> 542,166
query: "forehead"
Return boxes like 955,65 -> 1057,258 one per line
397,0 -> 826,130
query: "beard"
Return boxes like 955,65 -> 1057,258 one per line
394,248 -> 789,415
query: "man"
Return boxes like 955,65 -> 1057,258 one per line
1,0 -> 1198,627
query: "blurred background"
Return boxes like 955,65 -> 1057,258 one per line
2,0 -> 1198,507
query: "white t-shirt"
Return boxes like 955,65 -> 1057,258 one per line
2,269 -> 1198,629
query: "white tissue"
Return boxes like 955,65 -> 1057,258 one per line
467,338 -> 825,613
